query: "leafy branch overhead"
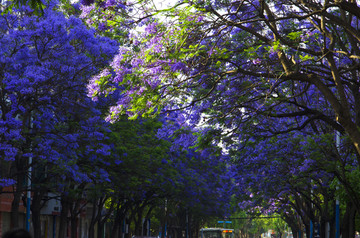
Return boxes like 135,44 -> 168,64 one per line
3,0 -> 360,237
83,0 -> 360,234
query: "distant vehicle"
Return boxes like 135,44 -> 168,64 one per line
199,228 -> 234,238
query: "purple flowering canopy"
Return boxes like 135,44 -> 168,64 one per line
83,0 -> 360,226
87,0 -> 360,156
104,111 -> 234,217
0,1 -> 118,186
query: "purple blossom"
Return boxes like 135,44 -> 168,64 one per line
145,22 -> 158,35
114,159 -> 122,165
105,0 -> 116,7
170,62 -> 187,72
0,178 -> 16,187
79,4 -> 95,19
98,22 -> 108,31
0,2 -> 118,190
252,58 -> 261,64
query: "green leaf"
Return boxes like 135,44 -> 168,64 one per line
287,31 -> 302,41
299,54 -> 314,61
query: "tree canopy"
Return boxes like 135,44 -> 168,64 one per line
84,0 -> 360,236
3,0 -> 360,237
0,1 -> 236,236
89,0 -> 360,153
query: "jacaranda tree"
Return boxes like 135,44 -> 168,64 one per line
88,0 -> 360,155
0,0 -> 117,235
231,130 -> 344,236
78,1 -> 235,237
88,0 -> 360,158
85,111 -> 234,238
85,0 -> 360,237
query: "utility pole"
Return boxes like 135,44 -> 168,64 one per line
26,156 -> 32,231
335,130 -> 340,238
26,114 -> 33,231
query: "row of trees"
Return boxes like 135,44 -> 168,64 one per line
0,2 -> 234,238
84,0 -> 360,237
4,0 -> 360,237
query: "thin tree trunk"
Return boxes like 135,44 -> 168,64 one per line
88,199 -> 98,238
31,190 -> 44,238
134,205 -> 144,236
71,216 -> 78,238
11,184 -> 22,228
97,219 -> 105,238
11,159 -> 26,229
341,201 -> 356,238
111,207 -> 122,238
59,195 -> 70,238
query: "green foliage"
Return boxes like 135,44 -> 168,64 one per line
244,45 -> 262,58
3,0 -> 46,15
287,31 -> 302,41
299,54 -> 314,61
272,40 -> 283,51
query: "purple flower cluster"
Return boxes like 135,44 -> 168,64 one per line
0,2 -> 118,188
78,0 -> 360,227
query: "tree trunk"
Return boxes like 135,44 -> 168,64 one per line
134,205 -> 144,236
97,219 -> 105,238
31,190 -> 44,238
11,184 -> 22,229
59,195 -> 70,238
88,199 -> 99,238
111,208 -> 123,238
11,157 -> 26,228
71,216 -> 78,238
341,201 -> 356,238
